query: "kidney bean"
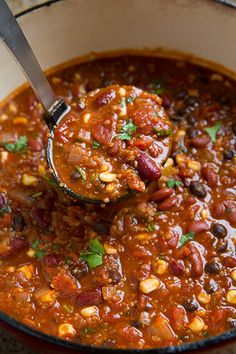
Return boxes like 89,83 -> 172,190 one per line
188,220 -> 209,235
189,180 -> 207,198
12,214 -> 26,232
31,208 -> 51,228
185,196 -> 196,206
28,138 -> 42,152
211,202 -> 225,219
109,269 -> 122,284
223,256 -> 236,268
76,287 -> 102,306
211,223 -> 227,238
44,254 -> 60,268
205,261 -> 222,274
201,166 -> 218,188
0,193 -> 7,208
204,279 -> 218,294
159,195 -> 178,211
70,171 -> 81,182
227,208 -> 236,226
171,260 -> 184,276
191,134 -> 211,148
94,90 -> 116,107
169,306 -> 188,332
183,299 -> 198,312
189,244 -> 203,277
136,152 -> 161,181
150,188 -> 174,202
71,261 -> 88,280
0,237 -> 29,258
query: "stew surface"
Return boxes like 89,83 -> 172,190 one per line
0,53 -> 235,349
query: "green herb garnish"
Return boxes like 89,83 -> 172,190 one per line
63,304 -> 73,314
75,166 -> 86,181
3,136 -> 28,153
167,178 -> 183,189
113,119 -> 137,141
151,79 -> 166,95
205,121 -> 222,143
80,239 -> 104,269
43,175 -> 57,187
154,127 -> 172,137
0,204 -> 11,217
64,257 -> 73,265
125,96 -> 135,104
179,232 -> 195,247
81,327 -> 97,334
146,222 -> 157,232
92,140 -> 100,149
32,239 -> 45,260
31,191 -> 43,198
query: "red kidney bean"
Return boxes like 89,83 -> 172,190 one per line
191,134 -> 211,148
169,306 -> 188,332
0,237 -> 29,258
185,196 -> 196,206
171,260 -> 185,276
201,166 -> 218,187
211,202 -> 225,219
150,188 -> 174,202
28,138 -> 42,152
227,208 -> 236,226
31,208 -> 51,228
159,195 -> 178,211
94,90 -> 116,107
223,256 -> 236,268
188,220 -> 209,234
136,152 -> 161,181
76,287 -> 102,306
189,244 -> 203,277
161,95 -> 172,109
44,254 -> 60,267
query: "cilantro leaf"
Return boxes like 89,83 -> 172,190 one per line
151,79 -> 166,95
80,239 -> 104,269
179,232 -> 195,247
75,166 -> 86,181
3,136 -> 28,153
146,222 -> 157,232
113,119 -> 137,141
167,178 -> 183,188
125,96 -> 135,104
92,140 -> 100,149
32,239 -> 45,260
0,204 -> 11,217
205,121 -> 222,143
154,127 -> 172,137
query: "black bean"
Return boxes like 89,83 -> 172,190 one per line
71,261 -> 88,280
186,128 -> 199,138
183,299 -> 198,312
70,171 -> 81,182
171,115 -> 184,122
185,97 -> 198,107
204,279 -> 218,294
232,123 -> 236,135
216,240 -> 228,253
205,261 -> 221,274
189,181 -> 207,198
131,320 -> 142,329
0,193 -> 7,208
93,219 -> 111,235
175,91 -> 186,99
223,150 -> 234,161
108,269 -> 121,284
186,114 -> 196,126
12,214 -> 26,232
211,223 -> 227,239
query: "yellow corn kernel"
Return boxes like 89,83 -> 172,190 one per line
13,117 -> 28,125
99,172 -> 116,183
58,323 -> 76,338
139,276 -> 160,294
9,102 -> 17,113
82,112 -> 91,124
176,153 -> 187,166
104,243 -> 117,255
17,264 -> 34,280
135,233 -> 151,241
155,259 -> 168,275
164,158 -> 174,168
6,266 -> 15,273
187,160 -> 201,171
0,113 -> 8,122
119,87 -> 126,96
197,291 -> 211,305
189,316 -> 205,333
100,164 -> 110,172
226,290 -> 236,304
51,77 -> 61,84
27,249 -> 35,257
0,151 -> 8,163
37,290 -> 56,304
79,85 -> 86,95
175,130 -> 186,140
22,173 -> 38,186
38,164 -> 46,176
105,183 -> 115,193
231,269 -> 236,282
80,306 -> 98,318
210,73 -> 223,81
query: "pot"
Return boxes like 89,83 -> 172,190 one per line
0,0 -> 236,353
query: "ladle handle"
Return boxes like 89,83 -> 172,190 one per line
0,0 -> 68,129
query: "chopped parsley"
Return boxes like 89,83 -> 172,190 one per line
125,96 -> 135,104
154,127 -> 172,137
113,119 -> 137,141
146,222 -> 157,232
31,191 -> 43,198
205,121 -> 222,143
80,239 -> 104,269
167,178 -> 183,188
81,327 -> 97,334
92,140 -> 100,149
3,136 -> 28,153
75,166 -> 86,181
179,232 -> 195,247
32,239 -> 45,260
0,204 -> 11,217
43,175 -> 57,186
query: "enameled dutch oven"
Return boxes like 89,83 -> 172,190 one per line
0,0 -> 236,353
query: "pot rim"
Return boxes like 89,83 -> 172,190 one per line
2,0 -> 236,352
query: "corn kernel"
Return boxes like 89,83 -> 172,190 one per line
226,289 -> 236,304
0,113 -> 8,122
13,117 -> 28,125
100,164 -> 110,172
164,158 -> 174,168
231,269 -> 236,282
189,316 -> 205,333
119,87 -> 126,96
99,172 -> 116,183
176,154 -> 187,166
38,165 -> 46,176
155,259 -> 168,275
37,290 -> 55,304
0,151 -> 8,163
82,112 -> 91,124
175,130 -> 186,140
187,160 -> 201,171
135,233 -> 151,241
197,291 -> 211,305
17,264 -> 34,280
105,183 -> 115,193
27,249 -> 35,257
51,77 -> 61,84
139,276 -> 160,294
58,323 -> 76,338
22,173 -> 38,186
80,306 -> 98,318
6,266 -> 15,273
201,208 -> 209,219
9,103 -> 17,113
210,73 -> 223,81
104,243 -> 117,255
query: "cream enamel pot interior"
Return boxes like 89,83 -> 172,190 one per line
0,0 -> 236,353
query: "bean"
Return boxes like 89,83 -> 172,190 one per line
232,122 -> 236,135
216,240 -> 228,253
201,166 -> 218,188
71,261 -> 88,280
159,195 -> 178,211
205,261 -> 221,274
109,269 -> 122,284
76,287 -> 102,306
0,193 -> 7,209
188,220 -> 209,235
31,208 -> 51,228
186,114 -> 196,126
211,223 -> 227,238
204,279 -> 218,294
12,214 -> 26,232
94,90 -> 116,107
187,128 -> 199,138
191,135 -> 211,148
93,219 -> 111,235
211,203 -> 225,219
70,171 -> 81,182
44,254 -> 60,267
150,188 -> 174,202
183,299 -> 198,312
223,150 -> 234,161
136,152 -> 161,181
223,256 -> 236,268
228,208 -> 236,226
28,138 -> 42,152
189,181 -> 207,198
171,260 -> 184,276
